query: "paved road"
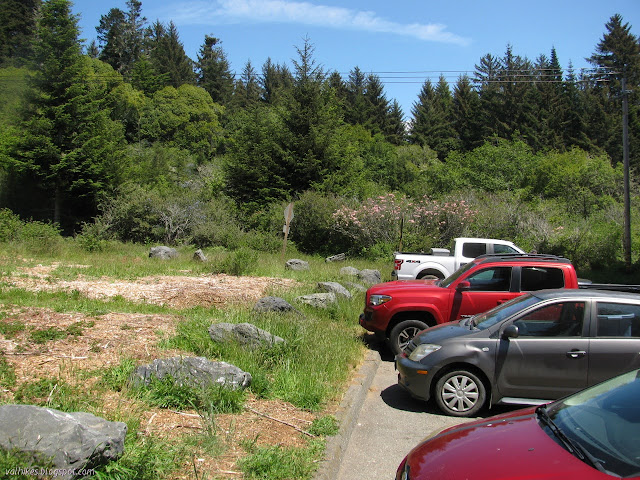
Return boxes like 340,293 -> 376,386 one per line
335,350 -> 473,480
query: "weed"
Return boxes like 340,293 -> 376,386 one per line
0,320 -> 26,338
29,326 -> 67,344
0,356 -> 16,387
239,438 -> 324,480
308,415 -> 339,437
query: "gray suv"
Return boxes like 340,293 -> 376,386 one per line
396,289 -> 640,417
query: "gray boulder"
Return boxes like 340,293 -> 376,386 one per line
325,253 -> 346,262
340,266 -> 360,277
317,281 -> 352,299
358,269 -> 382,285
295,292 -> 337,309
285,259 -> 309,271
254,296 -> 297,313
193,249 -> 207,262
208,322 -> 285,348
0,405 -> 126,478
130,356 -> 251,390
149,246 -> 178,259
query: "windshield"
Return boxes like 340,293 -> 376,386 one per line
473,294 -> 540,330
439,261 -> 477,288
544,369 -> 640,477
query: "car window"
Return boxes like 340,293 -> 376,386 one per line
494,244 -> 518,254
596,302 -> 640,337
462,243 -> 486,258
513,301 -> 585,337
466,267 -> 511,292
520,266 -> 565,291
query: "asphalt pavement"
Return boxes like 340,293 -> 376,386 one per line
314,338 -> 476,480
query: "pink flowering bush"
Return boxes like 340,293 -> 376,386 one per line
332,194 -> 477,255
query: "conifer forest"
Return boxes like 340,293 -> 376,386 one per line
1,0 -> 640,273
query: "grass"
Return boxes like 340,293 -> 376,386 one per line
0,239 -> 386,479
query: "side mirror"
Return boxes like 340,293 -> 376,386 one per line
502,325 -> 519,339
457,281 -> 471,290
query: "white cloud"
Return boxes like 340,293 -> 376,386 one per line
167,0 -> 471,46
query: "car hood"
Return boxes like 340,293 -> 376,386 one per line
403,407 -> 602,479
368,279 -> 441,294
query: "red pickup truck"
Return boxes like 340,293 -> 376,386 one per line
360,254 -> 585,354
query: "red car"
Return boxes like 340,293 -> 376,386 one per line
396,368 -> 640,479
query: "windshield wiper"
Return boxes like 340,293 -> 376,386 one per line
536,406 -> 607,473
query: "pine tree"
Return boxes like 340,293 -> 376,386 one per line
385,100 -> 407,145
452,74 -> 481,151
345,66 -> 367,125
0,0 -> 40,65
96,0 -> 145,77
231,59 -> 261,109
9,0 -> 125,229
146,21 -> 195,89
587,14 -> 640,164
260,57 -> 292,105
196,35 -> 234,105
364,73 -> 390,136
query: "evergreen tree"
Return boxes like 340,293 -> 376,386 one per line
561,63 -> 594,151
364,73 -> 390,136
146,21 -> 195,89
260,57 -> 292,105
474,53 -> 503,140
452,74 -> 482,151
345,66 -> 368,125
587,14 -> 640,164
96,0 -> 146,77
0,0 -> 40,65
410,76 -> 455,158
7,0 -> 125,230
231,59 -> 261,109
195,35 -> 234,105
385,100 -> 407,145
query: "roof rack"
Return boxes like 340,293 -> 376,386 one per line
474,253 -> 571,263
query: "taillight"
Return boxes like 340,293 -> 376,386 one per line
394,259 -> 404,270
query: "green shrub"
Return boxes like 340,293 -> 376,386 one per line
16,220 -> 63,255
0,208 -> 22,242
217,248 -> 259,276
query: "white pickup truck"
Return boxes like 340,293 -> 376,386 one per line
392,237 -> 525,280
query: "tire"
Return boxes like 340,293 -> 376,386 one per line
434,369 -> 487,417
417,270 -> 444,280
389,320 -> 428,355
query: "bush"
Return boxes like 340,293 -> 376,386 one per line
216,247 -> 259,276
0,208 -> 22,242
290,191 -> 348,255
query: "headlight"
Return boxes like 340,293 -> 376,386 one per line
408,343 -> 441,362
369,294 -> 392,306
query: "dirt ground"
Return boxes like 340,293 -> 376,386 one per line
0,262 -> 336,479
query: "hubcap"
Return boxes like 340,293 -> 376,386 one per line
398,327 -> 421,351
442,374 -> 479,412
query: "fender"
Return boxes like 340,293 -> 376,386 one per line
388,303 -> 446,325
413,261 -> 451,279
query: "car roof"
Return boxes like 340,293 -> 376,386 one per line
473,253 -> 572,265
531,288 -> 640,302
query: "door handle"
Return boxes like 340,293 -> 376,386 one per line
567,350 -> 586,359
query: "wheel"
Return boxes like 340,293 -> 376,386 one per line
389,320 -> 428,355
434,369 -> 487,417
417,271 -> 444,280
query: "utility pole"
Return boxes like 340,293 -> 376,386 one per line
622,76 -> 632,272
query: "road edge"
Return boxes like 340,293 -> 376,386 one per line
313,348 -> 382,480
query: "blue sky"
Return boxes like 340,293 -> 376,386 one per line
70,0 -> 638,118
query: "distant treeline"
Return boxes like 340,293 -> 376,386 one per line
0,0 -> 639,267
